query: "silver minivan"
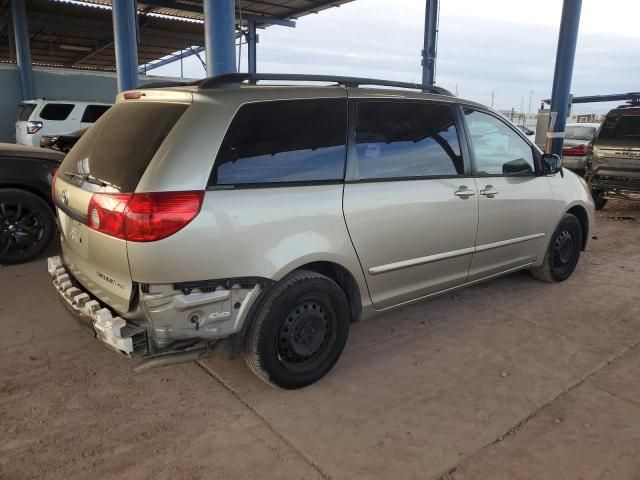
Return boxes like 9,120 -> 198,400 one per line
48,74 -> 595,389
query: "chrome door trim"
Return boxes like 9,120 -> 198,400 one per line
475,232 -> 545,253
368,232 -> 545,275
368,246 -> 476,275
375,261 -> 536,312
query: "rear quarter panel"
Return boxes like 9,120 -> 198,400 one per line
126,185 -> 370,308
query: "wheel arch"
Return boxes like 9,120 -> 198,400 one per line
293,261 -> 363,323
566,204 -> 589,251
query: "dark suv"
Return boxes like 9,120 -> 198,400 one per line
587,105 -> 640,210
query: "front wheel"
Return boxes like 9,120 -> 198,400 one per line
530,213 -> 583,283
243,270 -> 350,389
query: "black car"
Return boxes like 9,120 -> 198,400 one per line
40,128 -> 87,153
0,143 -> 65,264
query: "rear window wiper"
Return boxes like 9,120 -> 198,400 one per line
62,171 -> 110,188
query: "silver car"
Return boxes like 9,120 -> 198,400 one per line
48,74 -> 595,389
562,122 -> 600,174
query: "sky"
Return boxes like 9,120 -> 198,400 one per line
150,0 -> 640,114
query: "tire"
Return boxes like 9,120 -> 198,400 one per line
530,213 -> 583,283
0,189 -> 55,265
592,190 -> 608,211
243,270 -> 350,389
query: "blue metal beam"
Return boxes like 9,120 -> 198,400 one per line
10,0 -> 35,100
203,0 -> 236,76
112,0 -> 139,91
547,0 -> 582,155
247,19 -> 257,74
421,0 -> 439,86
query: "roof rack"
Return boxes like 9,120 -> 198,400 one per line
197,73 -> 453,96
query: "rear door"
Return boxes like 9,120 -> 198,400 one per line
343,99 -> 478,309
54,100 -> 189,313
461,107 -> 553,280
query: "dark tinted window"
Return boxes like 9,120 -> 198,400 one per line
59,102 -> 187,192
19,103 -> 37,121
81,105 -> 111,123
599,113 -> 640,141
212,99 -> 347,186
464,109 -> 535,175
39,103 -> 75,121
354,101 -> 463,180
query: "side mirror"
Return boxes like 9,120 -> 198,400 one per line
541,153 -> 562,175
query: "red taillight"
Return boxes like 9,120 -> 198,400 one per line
562,144 -> 588,156
87,193 -> 131,239
87,191 -> 204,242
27,121 -> 43,134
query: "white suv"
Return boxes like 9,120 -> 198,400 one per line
15,99 -> 111,147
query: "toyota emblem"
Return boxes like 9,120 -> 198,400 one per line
61,190 -> 69,206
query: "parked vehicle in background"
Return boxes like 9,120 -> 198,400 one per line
41,128 -> 87,153
586,105 -> 640,210
562,122 -> 600,175
48,74 -> 594,389
0,143 -> 64,264
16,100 -> 111,147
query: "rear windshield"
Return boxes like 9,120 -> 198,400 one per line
59,102 -> 187,192
599,113 -> 640,141
565,126 -> 596,141
19,103 -> 37,121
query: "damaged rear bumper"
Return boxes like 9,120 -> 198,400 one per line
48,255 -> 269,361
48,256 -> 146,356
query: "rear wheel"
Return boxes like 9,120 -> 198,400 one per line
530,213 -> 582,283
243,270 -> 350,389
0,189 -> 55,265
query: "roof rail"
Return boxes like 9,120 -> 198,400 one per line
197,73 -> 453,96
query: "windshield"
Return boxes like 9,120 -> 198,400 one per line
599,113 -> 640,141
58,102 -> 188,192
565,126 -> 596,141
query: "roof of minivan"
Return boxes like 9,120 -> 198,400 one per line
0,143 -> 66,162
129,83 -> 488,111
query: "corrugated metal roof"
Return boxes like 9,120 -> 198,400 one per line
0,0 -> 354,71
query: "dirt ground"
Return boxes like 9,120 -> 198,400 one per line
1,200 -> 639,480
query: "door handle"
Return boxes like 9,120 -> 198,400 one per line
453,187 -> 476,198
480,185 -> 500,198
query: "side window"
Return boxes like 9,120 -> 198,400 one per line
354,101 -> 463,180
211,99 -> 347,186
463,109 -> 535,175
39,103 -> 75,121
81,105 -> 111,123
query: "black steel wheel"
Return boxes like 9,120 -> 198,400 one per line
244,270 -> 350,389
0,189 -> 55,265
530,213 -> 583,283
